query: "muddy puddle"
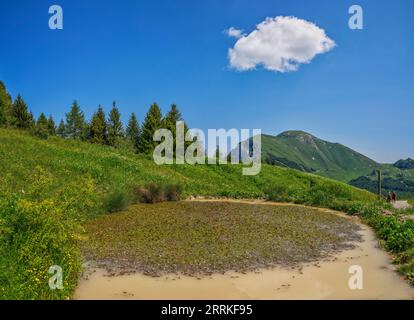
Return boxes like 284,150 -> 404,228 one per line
75,224 -> 413,300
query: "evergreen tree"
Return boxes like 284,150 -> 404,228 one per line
163,104 -> 181,132
65,100 -> 86,139
0,81 -> 13,126
12,95 -> 33,129
107,101 -> 123,147
34,112 -> 49,139
29,111 -> 35,127
162,104 -> 190,155
126,112 -> 140,152
138,103 -> 162,154
57,119 -> 66,138
47,115 -> 56,135
0,103 -> 4,126
88,105 -> 107,145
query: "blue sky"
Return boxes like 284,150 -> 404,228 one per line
0,0 -> 413,163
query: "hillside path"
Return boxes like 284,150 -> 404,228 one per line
393,201 -> 411,210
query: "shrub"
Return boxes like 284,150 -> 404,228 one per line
104,190 -> 130,213
135,183 -> 164,203
264,185 -> 288,202
164,183 -> 183,201
134,183 -> 184,203
0,167 -> 97,299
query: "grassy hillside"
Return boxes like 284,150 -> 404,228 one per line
260,131 -> 378,182
0,128 -> 375,202
349,164 -> 414,199
0,128 -> 377,299
255,131 -> 414,198
394,158 -> 414,170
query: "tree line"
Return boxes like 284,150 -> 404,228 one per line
0,80 -> 189,154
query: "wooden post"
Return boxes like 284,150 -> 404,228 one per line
377,170 -> 382,200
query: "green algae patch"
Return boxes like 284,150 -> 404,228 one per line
83,201 -> 362,276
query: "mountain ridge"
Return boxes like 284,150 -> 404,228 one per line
234,130 -> 414,198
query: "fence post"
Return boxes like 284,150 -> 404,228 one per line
377,170 -> 382,199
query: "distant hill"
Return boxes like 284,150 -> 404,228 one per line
394,158 -> 414,170
349,164 -> 414,199
260,131 -> 378,182
233,130 -> 414,198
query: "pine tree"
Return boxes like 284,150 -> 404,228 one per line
47,115 -> 56,135
0,102 -> 4,126
88,106 -> 107,145
57,120 -> 66,138
0,81 -> 13,126
107,101 -> 124,147
138,103 -> 162,154
65,100 -> 86,139
12,95 -> 33,129
34,112 -> 49,139
162,104 -> 190,155
163,104 -> 181,133
126,112 -> 140,152
29,111 -> 35,127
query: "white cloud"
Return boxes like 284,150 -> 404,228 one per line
225,27 -> 244,39
227,16 -> 336,73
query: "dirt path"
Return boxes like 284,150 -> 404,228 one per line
75,211 -> 414,300
393,201 -> 411,210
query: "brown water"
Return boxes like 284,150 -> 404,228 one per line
75,224 -> 413,300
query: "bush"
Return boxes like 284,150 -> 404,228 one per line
264,185 -> 288,202
134,183 -> 184,203
0,167 -> 97,299
353,203 -> 414,254
164,183 -> 183,201
104,190 -> 130,213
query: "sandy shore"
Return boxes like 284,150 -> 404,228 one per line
75,224 -> 413,300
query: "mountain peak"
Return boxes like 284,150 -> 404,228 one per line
277,130 -> 315,138
277,131 -> 318,145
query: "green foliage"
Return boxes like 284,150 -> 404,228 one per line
164,183 -> 184,201
350,173 -> 414,199
336,201 -> 414,284
394,158 -> 414,170
0,167 -> 97,299
0,103 -> 5,125
126,112 -> 140,152
264,179 -> 360,208
138,103 -> 162,154
88,106 -> 107,145
162,104 -> 190,153
135,183 -> 165,203
395,248 -> 414,285
47,115 -> 56,135
104,189 -> 131,213
65,101 -> 86,139
264,185 -> 289,202
57,119 -> 66,138
12,95 -> 34,129
34,112 -> 49,139
107,101 -> 124,147
134,182 -> 184,203
0,81 -> 13,126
